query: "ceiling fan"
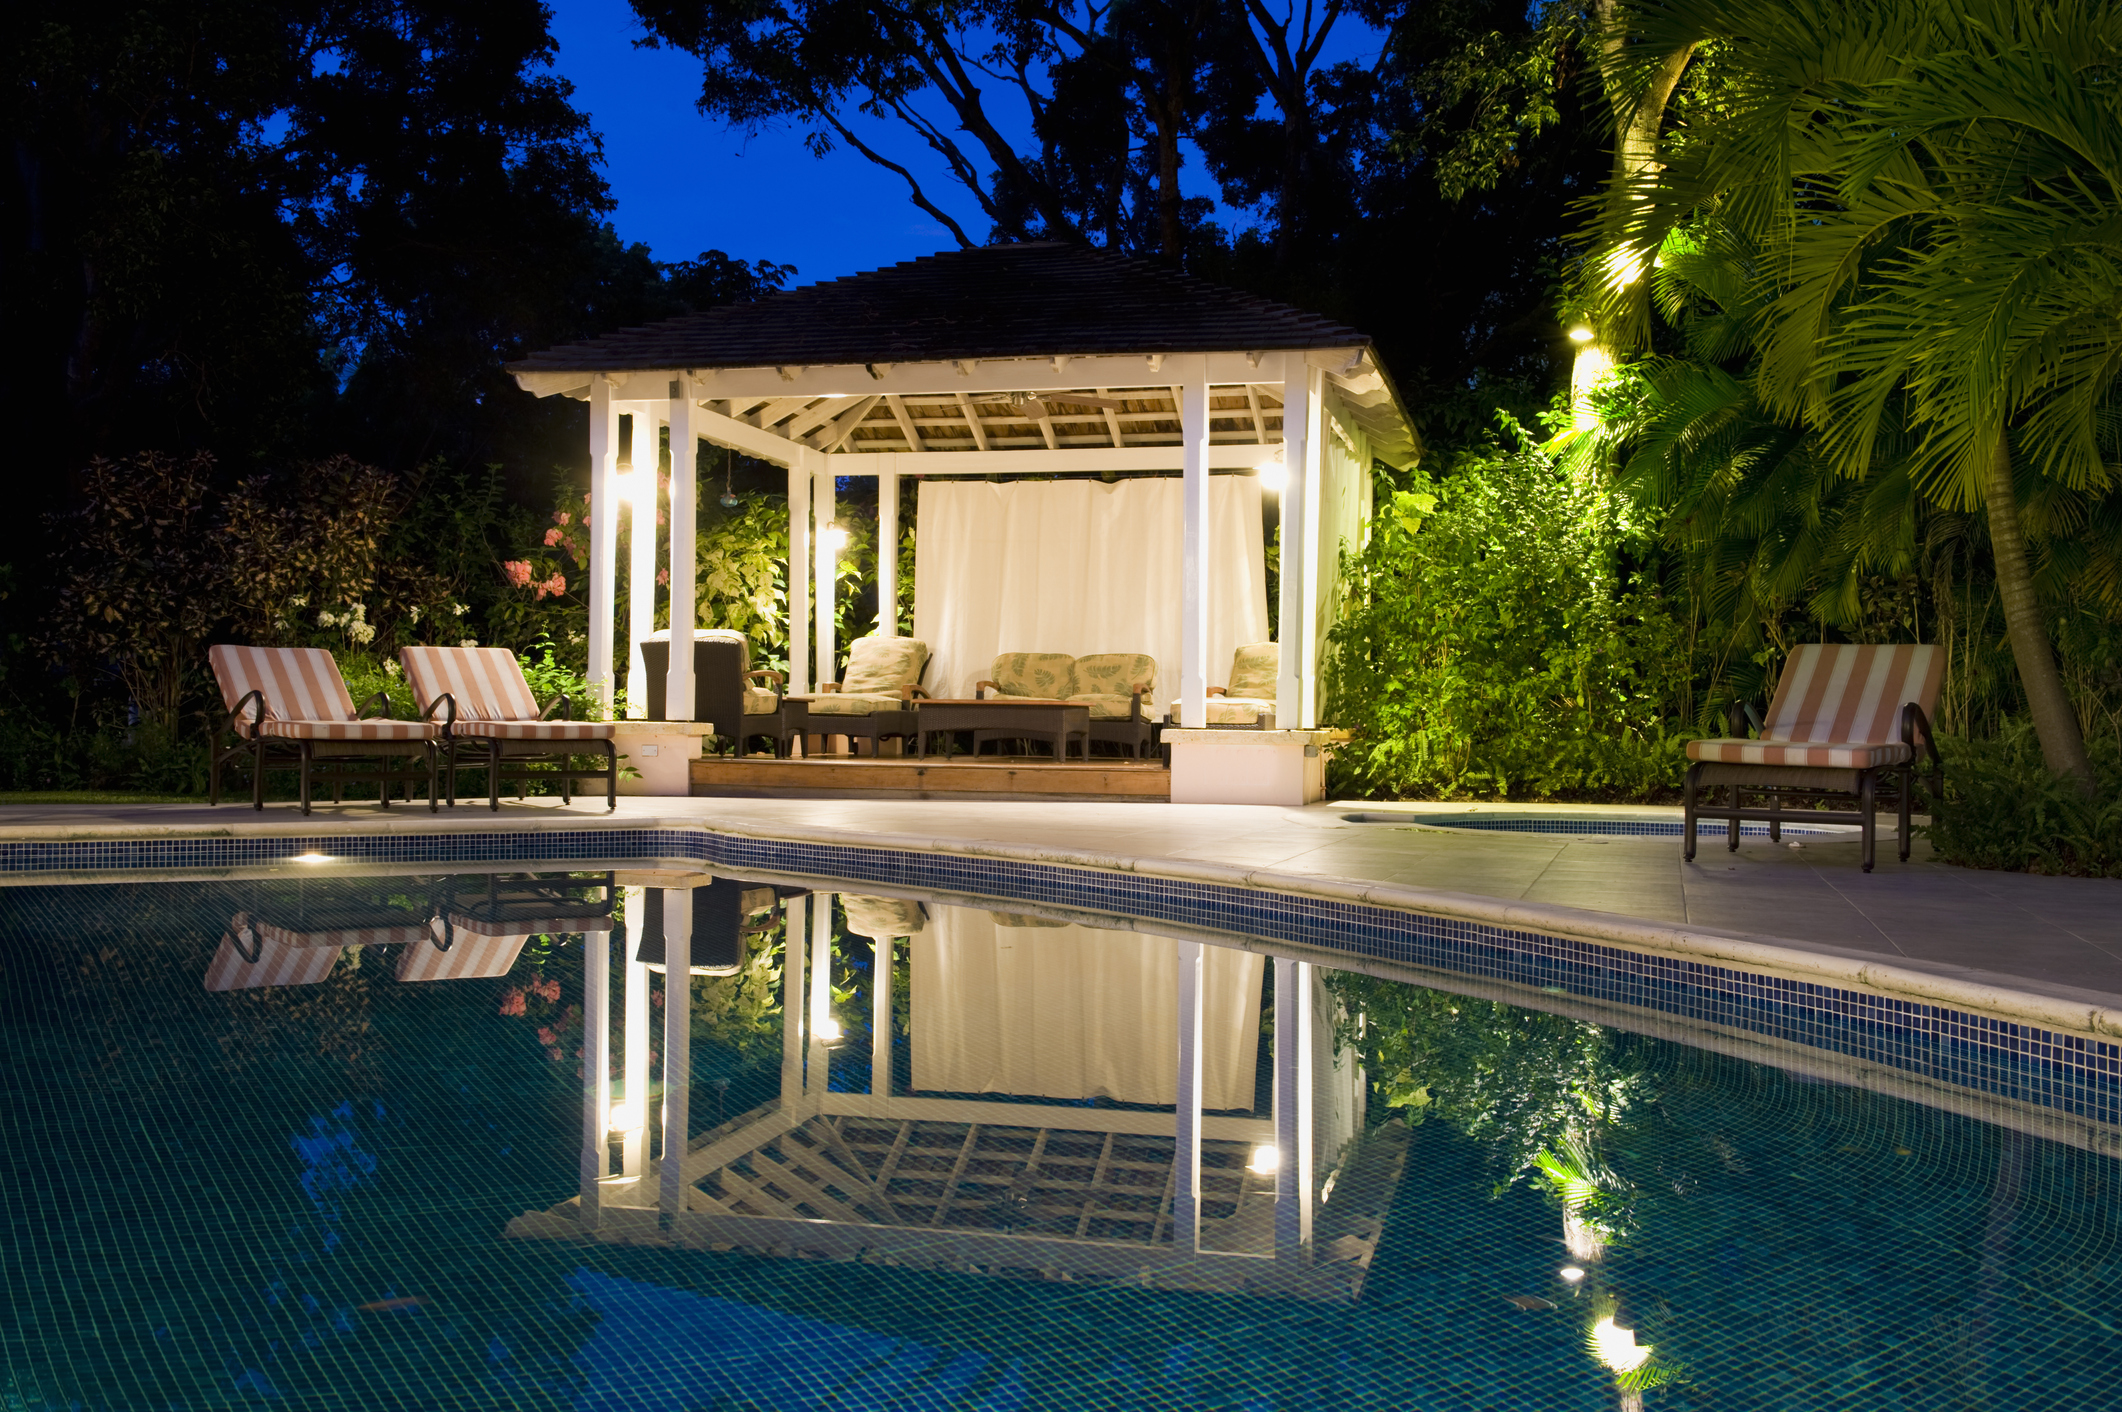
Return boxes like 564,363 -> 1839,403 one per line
971,390 -> 1132,419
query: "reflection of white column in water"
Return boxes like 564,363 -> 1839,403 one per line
579,922 -> 611,1231
781,895 -> 808,1108
658,888 -> 692,1219
621,886 -> 650,1178
809,897 -> 836,1092
1273,955 -> 1313,1261
872,936 -> 892,1099
1173,939 -> 1204,1253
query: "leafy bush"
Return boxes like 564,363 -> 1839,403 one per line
1924,724 -> 2122,876
1323,417 -> 1698,799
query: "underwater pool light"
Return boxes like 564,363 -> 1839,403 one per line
291,852 -> 332,864
1559,1266 -> 1586,1284
1247,1144 -> 1280,1174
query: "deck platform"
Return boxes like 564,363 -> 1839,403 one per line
691,754 -> 1170,802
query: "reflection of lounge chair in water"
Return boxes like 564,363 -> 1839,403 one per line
205,884 -> 434,991
632,880 -> 785,977
399,874 -> 617,983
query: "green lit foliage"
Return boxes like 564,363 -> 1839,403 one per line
1324,413 -> 1696,799
697,492 -> 794,665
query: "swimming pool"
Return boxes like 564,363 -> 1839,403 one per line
0,861 -> 2114,1409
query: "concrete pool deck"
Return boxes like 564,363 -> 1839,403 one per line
4,794 -> 2120,1039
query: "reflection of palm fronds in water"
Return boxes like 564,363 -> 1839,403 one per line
1534,1131 -> 1638,1252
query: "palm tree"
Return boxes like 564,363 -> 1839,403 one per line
1595,0 -> 2122,787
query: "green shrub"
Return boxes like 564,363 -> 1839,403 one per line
1924,724 -> 2122,876
1323,417 -> 1698,800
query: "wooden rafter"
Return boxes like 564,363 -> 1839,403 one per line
885,394 -> 926,451
954,393 -> 991,450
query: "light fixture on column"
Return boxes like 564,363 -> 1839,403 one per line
1247,1144 -> 1280,1174
607,1102 -> 641,1133
612,466 -> 640,501
718,446 -> 739,509
818,519 -> 850,553
1255,449 -> 1287,493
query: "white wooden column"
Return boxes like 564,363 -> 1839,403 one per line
780,894 -> 808,1107
657,887 -> 691,1218
587,376 -> 620,710
665,387 -> 698,722
878,469 -> 901,637
578,921 -> 611,1230
871,935 -> 893,1098
625,407 -> 658,719
808,896 -> 835,1093
1276,372 -> 1311,730
1178,361 -> 1212,726
1273,954 -> 1313,1261
814,466 -> 838,688
621,886 -> 650,1178
1173,938 -> 1204,1254
1299,370 -> 1326,729
787,467 -> 812,695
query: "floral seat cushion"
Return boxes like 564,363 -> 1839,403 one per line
838,636 -> 929,695
806,692 -> 907,717
1071,653 -> 1156,697
988,652 -> 1078,698
742,687 -> 782,716
1226,641 -> 1280,698
1170,698 -> 1274,726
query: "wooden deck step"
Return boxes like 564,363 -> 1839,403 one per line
690,754 -> 1170,802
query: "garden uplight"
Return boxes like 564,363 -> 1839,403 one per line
1590,1317 -> 1651,1373
1568,325 -> 1595,343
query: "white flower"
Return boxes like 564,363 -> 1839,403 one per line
384,659 -> 401,677
289,594 -> 309,609
459,637 -> 478,648
349,622 -> 376,645
451,602 -> 469,616
317,610 -> 339,628
407,606 -> 421,624
348,602 -> 367,623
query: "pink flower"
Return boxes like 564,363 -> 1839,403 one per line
537,1026 -> 556,1045
656,568 -> 669,586
499,988 -> 526,1016
532,573 -> 567,601
657,510 -> 667,527
543,527 -> 562,547
535,977 -> 561,1002
552,510 -> 571,526
502,560 -> 533,588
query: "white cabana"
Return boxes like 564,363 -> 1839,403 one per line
507,243 -> 1418,780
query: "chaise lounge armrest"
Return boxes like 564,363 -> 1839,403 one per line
539,692 -> 573,721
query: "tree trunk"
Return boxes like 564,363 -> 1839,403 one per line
1986,433 -> 2093,789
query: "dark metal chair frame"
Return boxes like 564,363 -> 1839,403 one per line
435,692 -> 619,813
210,689 -> 440,816
1683,701 -> 1943,873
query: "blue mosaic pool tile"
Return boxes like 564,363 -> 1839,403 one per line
4,823 -> 2116,1132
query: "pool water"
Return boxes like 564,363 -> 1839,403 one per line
0,869 -> 2113,1410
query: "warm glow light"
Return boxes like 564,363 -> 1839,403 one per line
1567,325 -> 1596,343
291,852 -> 332,864
1591,1317 -> 1652,1373
1247,1144 -> 1281,1174
818,521 -> 850,553
612,469 -> 641,502
608,1102 -> 640,1133
1256,460 -> 1288,493
813,1016 -> 843,1042
1559,1266 -> 1587,1284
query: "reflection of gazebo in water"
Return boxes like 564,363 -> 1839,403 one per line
506,880 -> 1410,1301
506,243 -> 1417,804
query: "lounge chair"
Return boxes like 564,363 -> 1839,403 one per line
1684,643 -> 1944,873
1168,641 -> 1278,728
404,873 -> 616,982
207,645 -> 440,814
802,635 -> 930,755
639,627 -> 807,756
398,646 -> 618,811
972,652 -> 1159,758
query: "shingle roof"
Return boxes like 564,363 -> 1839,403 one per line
508,242 -> 1373,373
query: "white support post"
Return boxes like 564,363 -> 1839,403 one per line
625,407 -> 657,720
665,387 -> 698,722
1179,361 -> 1211,727
780,893 -> 808,1108
787,466 -> 812,695
1273,955 -> 1312,1261
878,469 -> 901,637
1300,370 -> 1325,729
872,935 -> 893,1099
622,886 -> 650,1178
808,896 -> 835,1093
1174,939 -> 1204,1254
587,377 -> 620,711
657,887 -> 692,1219
814,465 -> 837,690
1276,373 -> 1311,730
578,922 -> 610,1230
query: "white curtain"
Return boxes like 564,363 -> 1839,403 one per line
910,909 -> 1265,1111
911,476 -> 1269,701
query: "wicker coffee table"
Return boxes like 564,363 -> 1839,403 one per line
913,698 -> 1090,760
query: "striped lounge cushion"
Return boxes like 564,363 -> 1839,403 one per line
1686,739 -> 1914,768
451,912 -> 613,936
448,720 -> 610,741
256,719 -> 435,741
248,917 -> 432,949
209,645 -> 359,724
1686,644 -> 1941,771
398,646 -> 542,722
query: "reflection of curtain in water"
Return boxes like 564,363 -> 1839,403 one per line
911,911 -> 1263,1110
